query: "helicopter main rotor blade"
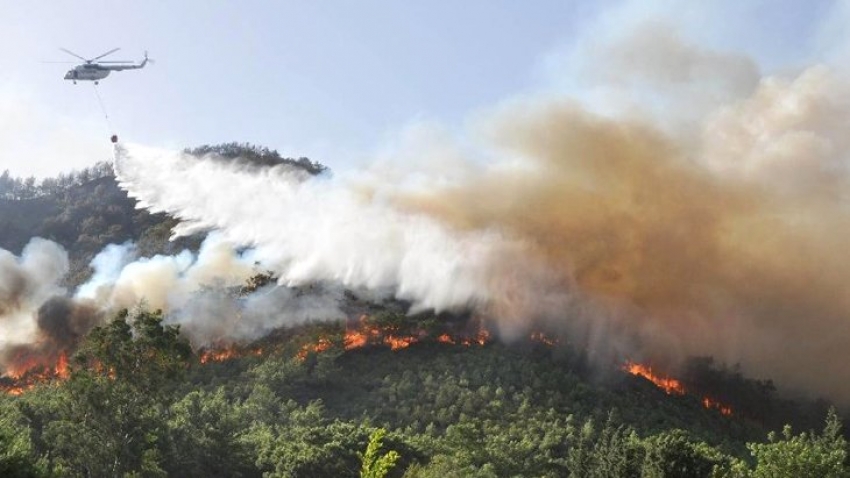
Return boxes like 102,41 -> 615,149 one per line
92,48 -> 121,61
96,60 -> 135,63
59,48 -> 87,61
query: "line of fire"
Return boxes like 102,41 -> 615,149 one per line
1,309 -> 734,418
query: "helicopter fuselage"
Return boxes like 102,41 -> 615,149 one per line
64,65 -> 110,82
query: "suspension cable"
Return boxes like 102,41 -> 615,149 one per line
91,83 -> 113,133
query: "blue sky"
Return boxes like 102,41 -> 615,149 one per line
0,0 -> 841,177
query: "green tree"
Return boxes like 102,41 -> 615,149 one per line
567,419 -> 595,478
34,308 -> 192,476
360,428 -> 400,478
250,419 -> 365,477
640,430 -> 720,478
164,388 -> 257,477
75,308 -> 191,394
589,416 -> 642,478
0,398 -> 46,478
748,408 -> 848,478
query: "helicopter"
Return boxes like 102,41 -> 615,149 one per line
58,48 -> 149,84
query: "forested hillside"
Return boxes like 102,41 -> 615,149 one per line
1,309 -> 846,477
0,160 -> 191,287
0,146 -> 846,477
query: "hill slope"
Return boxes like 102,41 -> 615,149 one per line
0,146 -> 844,477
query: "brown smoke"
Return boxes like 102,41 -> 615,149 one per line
392,68 -> 850,402
1,296 -> 101,377
36,297 -> 101,350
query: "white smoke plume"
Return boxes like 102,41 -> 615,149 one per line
71,233 -> 352,345
113,144 -> 517,316
76,235 -> 254,312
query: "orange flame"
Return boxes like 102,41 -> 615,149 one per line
385,335 -> 417,350
297,338 -> 333,360
55,352 -> 69,379
472,329 -> 490,346
199,348 -> 238,364
436,330 -> 491,346
4,386 -> 26,396
198,346 -> 263,364
6,353 -> 44,380
296,315 -> 495,357
441,329 -> 490,346
436,333 -> 455,345
341,318 -> 428,351
703,397 -> 733,416
2,350 -> 73,395
624,361 -> 685,395
344,329 -> 370,349
530,332 -> 557,346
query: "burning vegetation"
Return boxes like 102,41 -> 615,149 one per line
0,350 -> 69,396
624,360 -> 733,416
0,304 -> 745,424
344,314 -> 491,350
297,314 -> 494,361
624,361 -> 686,395
0,304 -> 766,426
194,312 -> 556,369
0,295 -> 101,394
0,310 -> 496,395
198,345 -> 264,364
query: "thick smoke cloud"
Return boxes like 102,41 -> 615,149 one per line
0,238 -> 69,348
398,82 -> 850,396
36,297 -> 101,350
0,238 -> 98,374
111,19 -> 850,405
